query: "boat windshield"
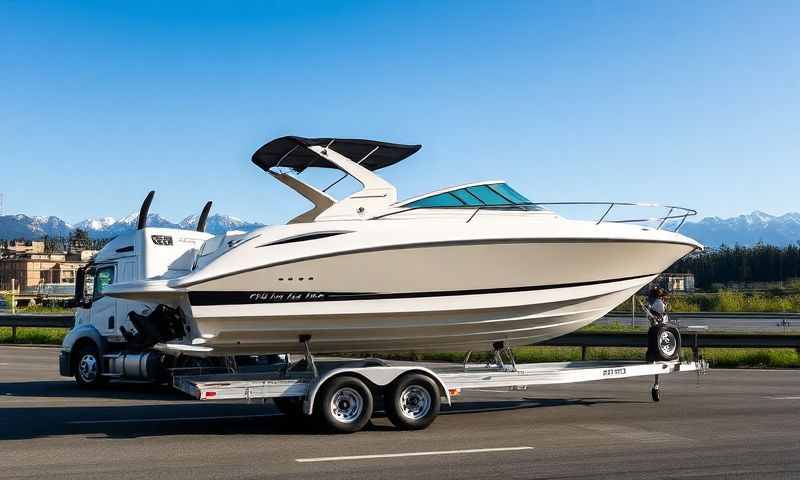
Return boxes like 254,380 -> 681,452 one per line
404,183 -> 542,210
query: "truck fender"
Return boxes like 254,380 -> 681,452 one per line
303,366 -> 451,416
59,324 -> 108,377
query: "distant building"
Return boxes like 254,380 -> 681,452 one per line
660,273 -> 696,293
3,239 -> 45,256
0,250 -> 96,292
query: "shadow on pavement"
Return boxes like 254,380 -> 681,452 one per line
0,379 -> 643,440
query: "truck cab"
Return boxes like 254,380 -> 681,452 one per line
59,192 -> 219,387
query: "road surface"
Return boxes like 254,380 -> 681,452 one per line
1,346 -> 799,479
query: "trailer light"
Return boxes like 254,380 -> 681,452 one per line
205,391 -> 217,398
448,388 -> 461,396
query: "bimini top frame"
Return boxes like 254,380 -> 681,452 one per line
251,136 -> 422,223
252,136 -> 421,173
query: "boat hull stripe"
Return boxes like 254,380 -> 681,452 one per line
187,273 -> 656,306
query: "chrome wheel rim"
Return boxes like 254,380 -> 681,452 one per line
78,354 -> 98,382
330,387 -> 363,423
399,385 -> 432,420
659,331 -> 677,357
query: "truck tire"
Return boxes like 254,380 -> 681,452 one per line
74,343 -> 109,388
384,373 -> 440,430
315,376 -> 373,433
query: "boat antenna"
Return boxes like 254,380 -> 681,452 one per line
137,190 -> 155,230
196,201 -> 213,232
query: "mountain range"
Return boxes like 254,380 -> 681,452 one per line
0,213 -> 265,240
679,211 -> 800,248
2,210 -> 800,248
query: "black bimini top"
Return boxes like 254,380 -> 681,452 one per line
252,136 -> 421,173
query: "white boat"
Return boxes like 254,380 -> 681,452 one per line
104,136 -> 702,355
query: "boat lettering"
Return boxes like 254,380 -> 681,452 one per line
602,367 -> 626,376
248,292 -> 327,303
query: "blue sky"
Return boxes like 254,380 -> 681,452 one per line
1,1 -> 798,225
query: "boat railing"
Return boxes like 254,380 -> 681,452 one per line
372,202 -> 697,232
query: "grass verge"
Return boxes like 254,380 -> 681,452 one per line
0,327 -> 67,345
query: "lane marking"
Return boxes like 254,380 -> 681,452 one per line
296,446 -> 534,463
766,396 -> 800,400
0,363 -> 9,366
68,413 -> 281,424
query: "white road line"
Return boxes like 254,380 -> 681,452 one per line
766,396 -> 800,400
296,446 -> 534,463
0,363 -> 9,366
68,413 -> 281,424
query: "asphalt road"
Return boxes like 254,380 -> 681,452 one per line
1,346 -> 799,479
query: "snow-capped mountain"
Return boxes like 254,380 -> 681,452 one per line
0,214 -> 73,239
1,213 -> 264,240
178,214 -> 265,235
681,211 -> 800,247
74,217 -> 116,231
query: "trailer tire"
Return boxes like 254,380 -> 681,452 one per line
74,342 -> 108,388
385,373 -> 440,430
315,376 -> 373,433
648,326 -> 680,361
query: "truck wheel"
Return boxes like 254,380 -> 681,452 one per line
315,376 -> 373,433
385,373 -> 440,430
74,343 -> 108,388
648,326 -> 680,361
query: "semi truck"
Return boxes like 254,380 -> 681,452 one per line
58,192 -> 706,433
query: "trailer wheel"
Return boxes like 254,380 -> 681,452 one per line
651,386 -> 661,402
74,343 -> 108,388
315,376 -> 373,433
648,326 -> 681,361
385,373 -> 441,430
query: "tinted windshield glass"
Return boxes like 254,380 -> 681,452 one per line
405,183 -> 538,209
490,183 -> 531,204
408,192 -> 463,207
466,185 -> 510,205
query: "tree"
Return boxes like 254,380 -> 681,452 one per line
69,228 -> 91,252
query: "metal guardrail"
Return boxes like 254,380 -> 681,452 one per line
1,313 -> 798,352
0,313 -> 74,342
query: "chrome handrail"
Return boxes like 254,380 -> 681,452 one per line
371,201 -> 697,232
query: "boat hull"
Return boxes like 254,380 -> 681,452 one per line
167,239 -> 695,355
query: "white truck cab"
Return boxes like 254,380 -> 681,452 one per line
59,193 -> 217,387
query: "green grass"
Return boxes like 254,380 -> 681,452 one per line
614,292 -> 800,314
16,305 -> 73,314
0,327 -> 67,345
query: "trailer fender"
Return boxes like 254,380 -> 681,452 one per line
304,366 -> 451,416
